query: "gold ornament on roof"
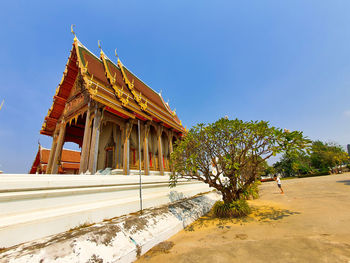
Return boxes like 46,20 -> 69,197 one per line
172,108 -> 176,116
86,74 -> 94,89
71,24 -> 77,42
116,86 -> 124,98
140,100 -> 148,111
111,72 -> 116,85
132,90 -> 142,103
121,96 -> 129,107
116,51 -> 150,112
81,61 -> 89,75
91,85 -> 98,96
98,40 -> 104,57
55,86 -> 60,95
47,107 -> 52,116
115,48 -> 118,58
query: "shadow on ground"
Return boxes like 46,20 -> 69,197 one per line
185,205 -> 300,232
336,180 -> 350,186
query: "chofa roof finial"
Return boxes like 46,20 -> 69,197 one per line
115,48 -> 121,63
98,40 -> 103,56
71,24 -> 77,41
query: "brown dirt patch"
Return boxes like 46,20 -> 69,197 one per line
136,174 -> 350,263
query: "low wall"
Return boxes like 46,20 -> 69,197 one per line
0,192 -> 221,263
0,174 -> 212,248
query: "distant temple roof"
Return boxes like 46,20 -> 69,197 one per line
40,37 -> 184,137
29,146 -> 80,174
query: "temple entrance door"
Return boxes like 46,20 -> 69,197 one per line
97,121 -> 123,171
148,125 -> 157,171
161,131 -> 170,172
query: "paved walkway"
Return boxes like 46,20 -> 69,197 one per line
137,174 -> 350,263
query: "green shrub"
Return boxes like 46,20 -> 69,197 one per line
212,199 -> 251,218
230,199 -> 251,217
212,201 -> 232,218
242,180 -> 261,200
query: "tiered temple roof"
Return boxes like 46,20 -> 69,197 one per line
40,37 -> 184,137
30,146 -> 81,174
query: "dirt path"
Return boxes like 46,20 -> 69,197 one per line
137,174 -> 350,263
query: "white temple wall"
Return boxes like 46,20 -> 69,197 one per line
0,174 -> 212,248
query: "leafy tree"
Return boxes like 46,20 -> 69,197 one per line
310,141 -> 349,171
273,140 -> 349,176
261,162 -> 275,178
274,150 -> 312,177
170,118 -> 310,204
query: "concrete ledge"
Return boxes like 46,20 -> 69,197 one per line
0,192 -> 220,263
0,174 -> 211,248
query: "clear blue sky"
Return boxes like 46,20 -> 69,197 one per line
1,0 -> 350,173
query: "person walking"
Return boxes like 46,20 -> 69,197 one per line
273,175 -> 284,194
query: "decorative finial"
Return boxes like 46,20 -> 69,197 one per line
98,40 -> 104,56
71,24 -> 77,41
0,99 -> 4,111
159,90 -> 162,96
115,48 -> 120,63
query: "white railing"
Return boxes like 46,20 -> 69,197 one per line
0,174 -> 211,248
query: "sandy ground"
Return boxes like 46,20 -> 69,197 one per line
137,174 -> 350,263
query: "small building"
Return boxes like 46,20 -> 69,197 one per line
40,36 -> 184,175
29,146 -> 80,174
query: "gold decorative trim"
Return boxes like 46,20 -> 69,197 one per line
81,61 -> 89,75
120,96 -> 129,107
71,24 -> 77,42
140,100 -> 148,111
100,52 -> 182,124
111,72 -> 116,85
118,58 -> 148,111
116,86 -> 124,98
92,94 -> 135,119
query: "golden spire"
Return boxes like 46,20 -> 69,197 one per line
98,40 -> 104,56
0,100 -> 4,111
115,48 -> 121,64
71,24 -> 77,42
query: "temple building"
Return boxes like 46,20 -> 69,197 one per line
30,146 -> 80,174
40,36 -> 184,175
